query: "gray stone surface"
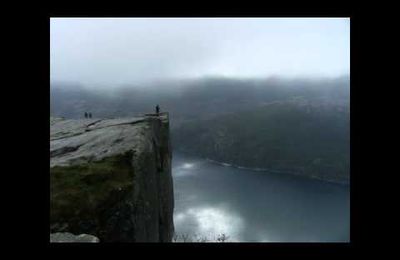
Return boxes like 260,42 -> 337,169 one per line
50,232 -> 100,243
50,117 -> 148,167
50,113 -> 174,242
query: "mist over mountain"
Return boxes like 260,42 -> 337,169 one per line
50,18 -> 350,242
51,76 -> 349,183
173,100 -> 349,183
51,75 -> 349,124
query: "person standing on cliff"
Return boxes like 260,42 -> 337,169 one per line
88,112 -> 92,118
155,104 -> 160,115
84,112 -> 88,118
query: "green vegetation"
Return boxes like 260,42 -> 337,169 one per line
50,151 -> 135,232
173,102 -> 349,183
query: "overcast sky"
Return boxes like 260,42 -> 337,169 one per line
50,18 -> 350,88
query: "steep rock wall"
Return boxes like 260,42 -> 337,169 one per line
50,113 -> 174,242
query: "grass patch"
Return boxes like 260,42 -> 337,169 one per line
50,151 -> 135,230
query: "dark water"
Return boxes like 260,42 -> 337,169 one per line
172,152 -> 350,242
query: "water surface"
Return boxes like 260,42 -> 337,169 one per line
172,152 -> 350,242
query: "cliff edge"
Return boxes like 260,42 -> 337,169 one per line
50,113 -> 174,242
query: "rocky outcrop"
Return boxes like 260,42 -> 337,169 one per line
50,232 -> 100,242
50,113 -> 174,242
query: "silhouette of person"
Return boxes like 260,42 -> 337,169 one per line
84,112 -> 88,118
88,112 -> 92,118
156,105 -> 160,115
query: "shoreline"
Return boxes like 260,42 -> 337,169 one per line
204,157 -> 349,186
174,150 -> 349,186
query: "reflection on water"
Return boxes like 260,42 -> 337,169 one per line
173,162 -> 201,177
172,152 -> 350,242
174,206 -> 244,241
181,163 -> 195,169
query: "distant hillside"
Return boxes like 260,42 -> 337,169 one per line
50,76 -> 349,126
51,77 -> 350,183
172,101 -> 350,184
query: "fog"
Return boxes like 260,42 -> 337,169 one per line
50,18 -> 350,242
50,18 -> 349,88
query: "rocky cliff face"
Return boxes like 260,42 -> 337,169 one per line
50,113 -> 174,242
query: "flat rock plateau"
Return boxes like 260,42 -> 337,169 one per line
50,113 -> 174,242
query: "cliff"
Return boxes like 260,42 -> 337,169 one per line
50,113 -> 174,242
